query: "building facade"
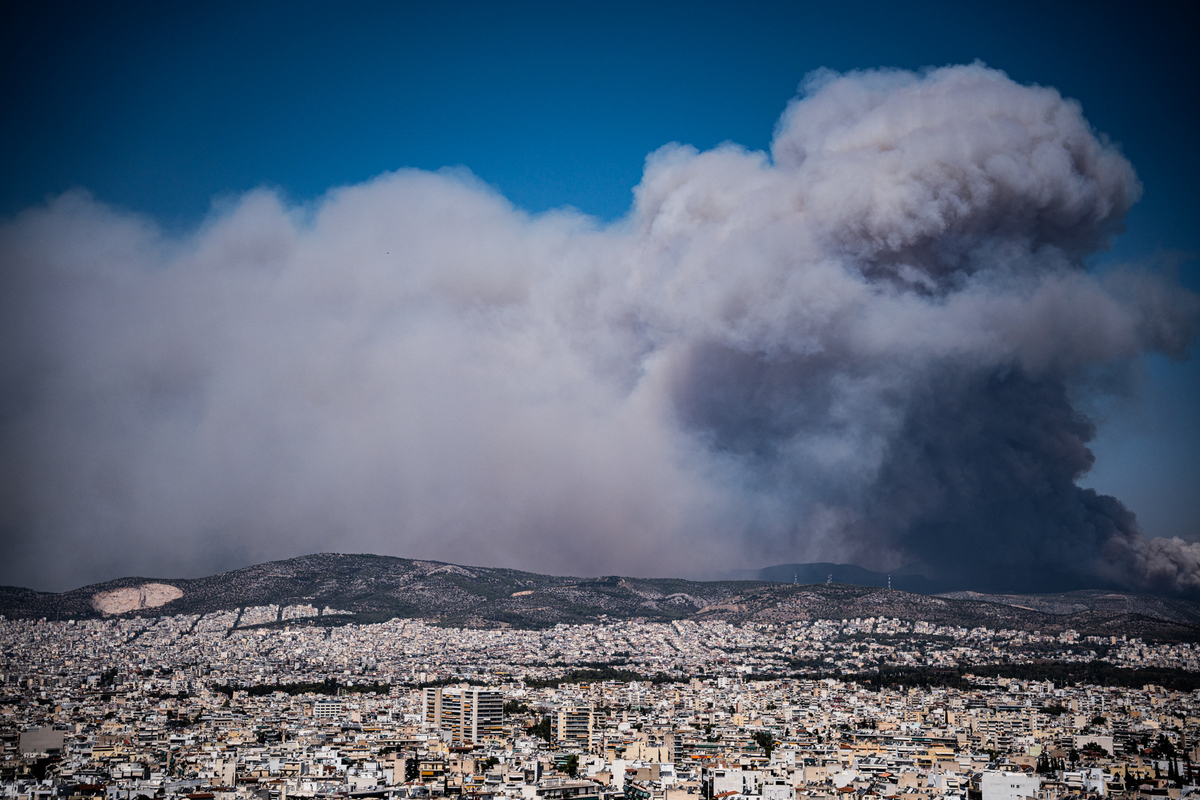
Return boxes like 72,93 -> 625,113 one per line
423,686 -> 504,744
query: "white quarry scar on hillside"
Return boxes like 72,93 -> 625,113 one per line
91,583 -> 184,615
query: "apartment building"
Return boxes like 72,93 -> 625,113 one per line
556,706 -> 594,746
423,686 -> 504,744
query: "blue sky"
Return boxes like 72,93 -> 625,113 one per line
3,0 -> 1197,569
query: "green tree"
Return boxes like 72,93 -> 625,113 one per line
752,731 -> 775,759
530,715 -> 554,744
1157,734 -> 1177,759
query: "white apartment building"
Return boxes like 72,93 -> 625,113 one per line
980,770 -> 1041,800
313,700 -> 343,720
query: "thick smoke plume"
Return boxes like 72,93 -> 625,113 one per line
2,64 -> 1197,593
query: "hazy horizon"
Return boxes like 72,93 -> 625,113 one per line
2,3 -> 1197,595
0,550 -> 1117,596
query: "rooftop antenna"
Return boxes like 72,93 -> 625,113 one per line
888,574 -> 892,590
826,574 -> 832,585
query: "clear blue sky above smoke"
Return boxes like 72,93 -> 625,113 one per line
2,0 -> 1197,585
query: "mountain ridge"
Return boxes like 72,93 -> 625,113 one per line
721,562 -> 950,593
2,553 -> 1199,641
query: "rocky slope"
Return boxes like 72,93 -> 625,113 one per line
2,553 -> 1198,641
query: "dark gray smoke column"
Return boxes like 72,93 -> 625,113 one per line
631,65 -> 1199,593
1,64 -> 1197,592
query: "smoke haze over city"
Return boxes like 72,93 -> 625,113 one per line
2,3 -> 1198,595
3,62 -> 1196,594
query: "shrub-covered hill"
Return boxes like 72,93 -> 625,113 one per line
2,552 -> 1198,641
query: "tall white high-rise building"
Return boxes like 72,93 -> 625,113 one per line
423,686 -> 504,744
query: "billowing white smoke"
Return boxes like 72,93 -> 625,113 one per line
2,64 -> 1197,593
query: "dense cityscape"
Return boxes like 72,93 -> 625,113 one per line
5,10 -> 1199,800
5,606 -> 1200,800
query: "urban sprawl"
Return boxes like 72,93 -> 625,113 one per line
5,607 -> 1200,800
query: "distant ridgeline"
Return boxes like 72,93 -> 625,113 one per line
723,562 -> 950,594
1,553 -> 1199,642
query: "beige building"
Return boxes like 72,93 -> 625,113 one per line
423,686 -> 504,744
